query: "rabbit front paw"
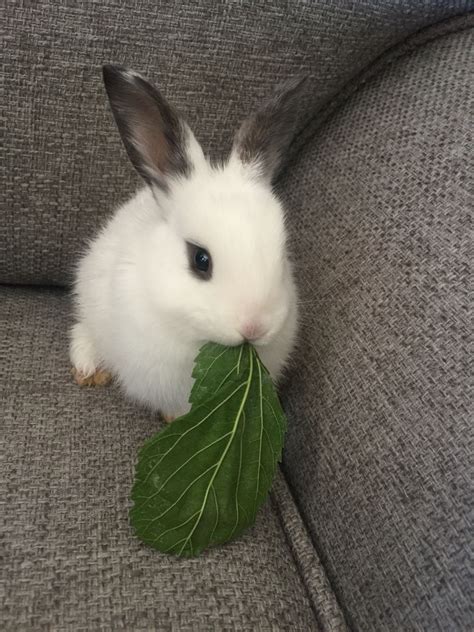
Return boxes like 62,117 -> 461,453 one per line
71,367 -> 112,387
69,322 -> 111,386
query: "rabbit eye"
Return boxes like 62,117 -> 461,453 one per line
194,249 -> 210,272
186,243 -> 212,280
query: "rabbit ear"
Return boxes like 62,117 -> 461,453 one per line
103,65 -> 195,192
232,77 -> 307,184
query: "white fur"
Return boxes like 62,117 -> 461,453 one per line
71,136 -> 298,418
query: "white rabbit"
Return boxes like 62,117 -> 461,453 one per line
70,65 -> 304,420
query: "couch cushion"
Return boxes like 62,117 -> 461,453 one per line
0,286 -> 321,631
2,1 -> 467,285
279,26 -> 473,632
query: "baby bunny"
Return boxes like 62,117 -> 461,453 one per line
70,65 -> 304,419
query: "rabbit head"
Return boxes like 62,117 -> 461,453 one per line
102,65 -> 305,348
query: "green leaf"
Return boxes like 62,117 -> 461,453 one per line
130,342 -> 287,557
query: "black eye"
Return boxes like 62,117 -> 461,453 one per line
194,249 -> 209,272
186,243 -> 212,280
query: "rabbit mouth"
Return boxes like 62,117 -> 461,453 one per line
251,335 -> 272,348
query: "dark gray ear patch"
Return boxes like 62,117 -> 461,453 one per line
233,76 -> 307,183
103,65 -> 191,191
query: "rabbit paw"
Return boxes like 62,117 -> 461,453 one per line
70,322 -> 111,386
71,367 -> 112,387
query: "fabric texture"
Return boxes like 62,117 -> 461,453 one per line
2,0 -> 472,285
279,26 -> 473,632
271,473 -> 348,632
0,286 -> 320,631
2,4 -> 474,631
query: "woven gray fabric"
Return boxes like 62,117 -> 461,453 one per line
271,473 -> 348,632
0,287 -> 318,631
279,27 -> 473,632
3,1 -> 472,286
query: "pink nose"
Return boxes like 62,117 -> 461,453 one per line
240,322 -> 265,342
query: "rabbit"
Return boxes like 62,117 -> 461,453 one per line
70,65 -> 305,420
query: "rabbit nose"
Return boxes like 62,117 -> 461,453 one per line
240,322 -> 266,342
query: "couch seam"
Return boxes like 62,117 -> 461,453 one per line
269,490 -> 321,631
270,469 -> 350,632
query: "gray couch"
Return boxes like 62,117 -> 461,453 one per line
2,2 -> 473,630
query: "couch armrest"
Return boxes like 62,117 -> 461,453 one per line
279,17 -> 473,631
